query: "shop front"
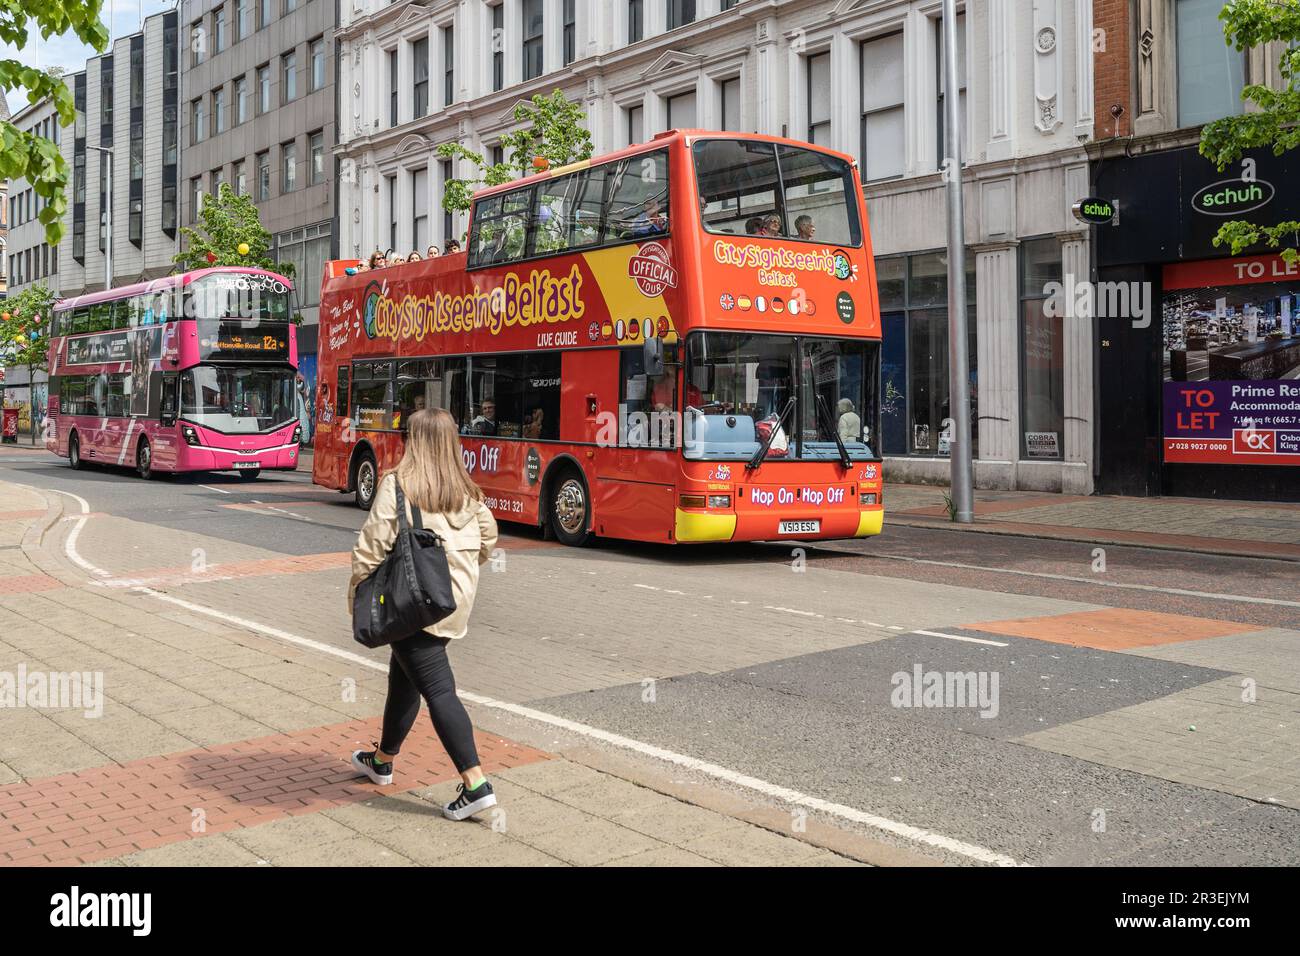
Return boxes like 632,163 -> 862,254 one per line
1093,143 -> 1300,500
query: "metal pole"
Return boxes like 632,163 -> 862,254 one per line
104,149 -> 113,290
942,0 -> 974,523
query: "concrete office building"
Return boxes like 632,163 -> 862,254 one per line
6,98 -> 66,298
179,0 -> 337,363
335,0 -> 1099,493
55,11 -> 183,298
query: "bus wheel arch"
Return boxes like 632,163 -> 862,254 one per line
541,456 -> 593,547
349,442 -> 379,511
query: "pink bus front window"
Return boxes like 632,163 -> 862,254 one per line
182,365 -> 296,434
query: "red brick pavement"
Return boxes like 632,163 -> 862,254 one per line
0,719 -> 551,866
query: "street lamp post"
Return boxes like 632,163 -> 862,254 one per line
941,0 -> 974,523
87,145 -> 114,290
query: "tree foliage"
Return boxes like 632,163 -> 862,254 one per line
0,284 -> 58,374
0,1 -> 109,246
437,90 -> 594,215
1199,0 -> 1300,261
173,183 -> 288,276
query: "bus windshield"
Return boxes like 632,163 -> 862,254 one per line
187,273 -> 293,322
684,332 -> 877,461
181,365 -> 297,434
693,140 -> 862,247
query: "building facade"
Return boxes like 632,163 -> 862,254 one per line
6,98 -> 65,298
178,0 -> 337,367
335,0 -> 1098,492
1088,0 -> 1300,500
55,11 -> 183,298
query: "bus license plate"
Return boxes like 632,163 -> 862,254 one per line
233,462 -> 260,470
778,519 -> 820,535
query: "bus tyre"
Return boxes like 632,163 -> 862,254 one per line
238,469 -> 261,482
354,453 -> 377,511
137,437 -> 155,480
69,433 -> 83,470
549,470 -> 592,547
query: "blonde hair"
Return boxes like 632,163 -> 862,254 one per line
395,408 -> 483,514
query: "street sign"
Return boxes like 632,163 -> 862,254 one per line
1073,197 -> 1118,225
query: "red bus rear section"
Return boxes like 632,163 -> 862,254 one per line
313,130 -> 884,544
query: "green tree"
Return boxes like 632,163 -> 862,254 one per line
0,2 -> 109,246
1199,0 -> 1300,262
436,90 -> 594,215
173,182 -> 289,276
0,285 -> 57,444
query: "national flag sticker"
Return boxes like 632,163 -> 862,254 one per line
719,293 -> 735,311
737,295 -> 752,311
756,296 -> 768,313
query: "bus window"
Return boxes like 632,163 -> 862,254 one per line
72,308 -> 91,335
394,359 -> 443,430
569,165 -> 609,249
522,353 -> 561,441
469,188 -> 532,268
335,365 -> 350,420
776,144 -> 861,247
351,361 -> 393,431
620,348 -> 676,448
694,140 -> 862,246
607,150 -> 668,241
694,140 -> 782,237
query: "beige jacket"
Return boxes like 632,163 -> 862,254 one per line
348,472 -> 499,640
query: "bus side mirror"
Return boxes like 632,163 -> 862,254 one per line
644,336 -> 665,377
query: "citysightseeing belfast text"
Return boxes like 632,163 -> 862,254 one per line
363,264 -> 586,344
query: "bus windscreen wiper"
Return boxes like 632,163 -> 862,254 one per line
817,394 -> 853,470
748,396 -> 796,470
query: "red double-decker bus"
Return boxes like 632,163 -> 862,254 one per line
46,268 -> 303,479
313,130 -> 883,545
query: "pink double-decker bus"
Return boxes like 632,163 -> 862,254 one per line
46,267 -> 303,480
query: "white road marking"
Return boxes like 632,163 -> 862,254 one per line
41,482 -> 1022,868
45,489 -> 109,578
199,484 -> 232,495
864,551 -> 1300,609
913,629 -> 1010,647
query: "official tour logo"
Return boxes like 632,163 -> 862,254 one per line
629,241 -> 679,297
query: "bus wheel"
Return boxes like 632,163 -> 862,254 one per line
549,471 -> 592,547
354,453 -> 377,511
69,432 -> 83,470
137,437 -> 155,480
238,468 -> 261,482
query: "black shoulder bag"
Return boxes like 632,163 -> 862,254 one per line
352,483 -> 457,648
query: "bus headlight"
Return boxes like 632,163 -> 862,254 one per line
292,425 -> 303,445
679,494 -> 706,509
707,495 -> 731,509
860,492 -> 879,506
181,424 -> 199,446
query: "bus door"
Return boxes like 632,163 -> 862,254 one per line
154,373 -> 181,470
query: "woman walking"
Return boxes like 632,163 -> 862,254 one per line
347,408 -> 500,820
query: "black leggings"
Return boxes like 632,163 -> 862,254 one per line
379,633 -> 480,773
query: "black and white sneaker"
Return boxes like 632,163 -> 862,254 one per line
443,780 -> 496,821
351,747 -> 393,786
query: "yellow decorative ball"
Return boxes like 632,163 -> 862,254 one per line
237,242 -> 250,256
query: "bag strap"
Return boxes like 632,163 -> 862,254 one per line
394,481 -> 424,531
